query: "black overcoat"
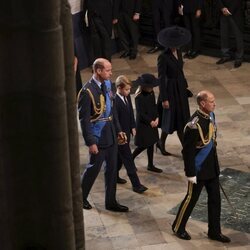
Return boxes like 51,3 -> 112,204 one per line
157,49 -> 190,134
217,0 -> 244,31
134,90 -> 159,147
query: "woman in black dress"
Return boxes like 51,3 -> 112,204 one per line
156,26 -> 193,155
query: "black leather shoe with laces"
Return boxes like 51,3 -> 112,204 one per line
208,233 -> 231,243
216,57 -> 232,64
133,185 -> 148,194
83,199 -> 92,210
117,177 -> 127,184
106,203 -> 129,212
175,230 -> 191,240
147,165 -> 163,173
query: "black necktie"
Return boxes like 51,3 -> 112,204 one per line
101,84 -> 106,100
124,96 -> 128,105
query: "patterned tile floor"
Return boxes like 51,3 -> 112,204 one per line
79,46 -> 250,250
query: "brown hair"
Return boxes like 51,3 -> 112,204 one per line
115,75 -> 132,89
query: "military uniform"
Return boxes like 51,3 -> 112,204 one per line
172,109 -> 222,237
78,78 -> 121,208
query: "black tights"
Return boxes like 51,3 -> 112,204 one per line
132,144 -> 154,167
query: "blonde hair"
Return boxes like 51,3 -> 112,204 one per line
115,75 -> 132,89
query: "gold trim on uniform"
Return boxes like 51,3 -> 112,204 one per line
174,182 -> 193,232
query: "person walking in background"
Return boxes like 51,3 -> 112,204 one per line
115,0 -> 142,60
132,74 -> 162,173
83,0 -> 118,62
114,75 -> 148,194
177,0 -> 203,59
156,26 -> 192,155
78,58 -> 129,212
172,90 -> 231,243
216,0 -> 244,68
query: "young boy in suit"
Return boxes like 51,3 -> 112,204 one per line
114,75 -> 148,194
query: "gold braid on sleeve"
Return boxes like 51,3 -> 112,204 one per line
86,88 -> 106,122
196,122 -> 216,148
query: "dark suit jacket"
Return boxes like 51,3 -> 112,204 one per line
217,0 -> 244,30
83,0 -> 118,36
178,0 -> 203,13
78,78 -> 121,148
114,94 -> 136,142
117,0 -> 142,17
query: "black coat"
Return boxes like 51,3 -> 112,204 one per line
217,0 -> 244,30
157,49 -> 190,134
182,110 -> 220,180
134,90 -> 159,147
114,94 -> 136,142
117,0 -> 142,17
83,0 -> 118,36
177,0 -> 203,13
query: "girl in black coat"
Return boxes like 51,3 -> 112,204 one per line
132,74 -> 162,173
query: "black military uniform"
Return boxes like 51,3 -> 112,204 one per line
78,78 -> 122,209
172,109 -> 223,238
83,0 -> 118,62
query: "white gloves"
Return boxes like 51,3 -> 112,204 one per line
187,176 -> 197,184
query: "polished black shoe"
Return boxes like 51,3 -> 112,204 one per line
106,203 -> 129,212
133,184 -> 148,194
129,54 -> 137,60
234,60 -> 242,68
147,165 -> 163,173
183,50 -> 192,58
120,51 -> 130,58
147,46 -> 160,54
208,233 -> 231,243
175,230 -> 191,240
156,141 -> 171,156
117,176 -> 127,184
83,199 -> 92,210
188,50 -> 199,59
216,57 -> 232,64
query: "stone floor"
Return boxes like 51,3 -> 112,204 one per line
79,46 -> 250,250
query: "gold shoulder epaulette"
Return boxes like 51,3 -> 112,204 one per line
186,116 -> 199,130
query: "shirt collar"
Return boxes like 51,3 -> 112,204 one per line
92,76 -> 102,88
116,92 -> 126,103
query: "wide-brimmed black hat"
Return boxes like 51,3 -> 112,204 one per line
133,73 -> 159,87
157,26 -> 191,48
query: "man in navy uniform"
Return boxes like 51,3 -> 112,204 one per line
78,58 -> 129,212
172,90 -> 230,243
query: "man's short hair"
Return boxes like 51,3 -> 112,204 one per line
92,59 -> 105,72
196,91 -> 208,105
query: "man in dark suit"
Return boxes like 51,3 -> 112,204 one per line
177,0 -> 203,59
147,0 -> 177,54
216,0 -> 244,68
83,0 -> 118,62
78,58 -> 129,212
115,0 -> 142,60
172,90 -> 230,243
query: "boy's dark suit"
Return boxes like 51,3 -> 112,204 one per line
115,94 -> 141,187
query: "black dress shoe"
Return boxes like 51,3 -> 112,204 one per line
216,57 -> 232,64
156,141 -> 171,156
188,50 -> 199,59
147,165 -> 163,173
234,60 -> 242,68
208,233 -> 231,243
133,184 -> 148,194
183,50 -> 192,58
117,177 -> 127,184
120,51 -> 130,58
129,54 -> 137,60
83,199 -> 92,210
106,203 -> 129,212
147,46 -> 160,54
175,230 -> 191,240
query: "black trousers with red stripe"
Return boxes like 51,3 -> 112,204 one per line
172,177 -> 221,236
